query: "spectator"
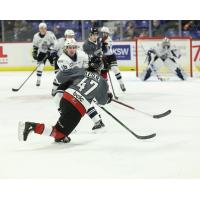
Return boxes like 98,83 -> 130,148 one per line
139,28 -> 149,37
124,21 -> 138,40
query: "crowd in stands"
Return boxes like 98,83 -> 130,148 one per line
0,20 -> 200,42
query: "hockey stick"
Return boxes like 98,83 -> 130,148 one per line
12,55 -> 48,92
108,71 -> 119,100
101,107 -> 156,140
112,99 -> 171,119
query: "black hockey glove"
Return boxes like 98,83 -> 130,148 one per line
107,92 -> 113,104
32,49 -> 38,60
50,51 -> 57,58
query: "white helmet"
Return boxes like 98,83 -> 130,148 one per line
101,26 -> 110,34
64,29 -> 75,37
162,37 -> 170,47
64,38 -> 77,47
39,22 -> 47,29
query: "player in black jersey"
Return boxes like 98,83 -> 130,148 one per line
18,55 -> 113,144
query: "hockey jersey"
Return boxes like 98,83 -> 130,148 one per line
101,36 -> 114,56
32,31 -> 57,53
82,37 -> 102,57
57,50 -> 89,71
57,67 -> 109,106
56,37 -> 65,57
149,44 -> 181,62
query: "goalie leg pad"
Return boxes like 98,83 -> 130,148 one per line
141,68 -> 152,81
175,68 -> 185,80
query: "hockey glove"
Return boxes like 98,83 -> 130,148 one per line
50,51 -> 57,58
32,49 -> 38,60
107,92 -> 113,104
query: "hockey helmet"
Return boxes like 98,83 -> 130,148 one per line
162,37 -> 170,48
88,55 -> 103,71
89,27 -> 99,35
39,22 -> 47,29
64,29 -> 75,37
64,38 -> 78,47
101,26 -> 110,34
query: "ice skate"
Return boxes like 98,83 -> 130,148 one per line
18,121 -> 36,141
54,136 -> 71,143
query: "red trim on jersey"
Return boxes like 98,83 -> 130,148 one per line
51,127 -> 65,139
101,71 -> 108,80
34,123 -> 45,134
63,91 -> 86,116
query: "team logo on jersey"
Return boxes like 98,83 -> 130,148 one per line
112,45 -> 131,60
0,46 -> 8,64
73,91 -> 84,103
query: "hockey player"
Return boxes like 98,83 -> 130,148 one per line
83,27 -> 102,57
54,29 -> 76,73
32,22 -> 58,86
52,38 -> 105,130
56,29 -> 75,57
82,27 -> 106,130
100,26 -> 126,91
52,38 -> 88,95
141,37 -> 186,81
18,55 -> 113,143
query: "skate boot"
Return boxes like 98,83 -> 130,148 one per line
55,136 -> 71,143
92,120 -> 105,130
120,83 -> 126,92
18,121 -> 36,141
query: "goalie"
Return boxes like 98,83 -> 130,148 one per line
140,37 -> 187,81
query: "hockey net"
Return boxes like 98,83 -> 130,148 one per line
136,37 -> 193,78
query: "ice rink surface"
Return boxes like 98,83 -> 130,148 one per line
0,71 -> 200,178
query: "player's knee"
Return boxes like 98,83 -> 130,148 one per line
51,127 -> 66,139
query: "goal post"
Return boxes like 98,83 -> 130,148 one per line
136,37 -> 193,78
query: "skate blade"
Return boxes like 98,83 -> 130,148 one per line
18,121 -> 25,141
91,126 -> 106,134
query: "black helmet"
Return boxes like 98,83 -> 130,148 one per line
88,55 -> 103,72
89,27 -> 99,35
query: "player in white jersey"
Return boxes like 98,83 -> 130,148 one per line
141,37 -> 187,81
56,29 -> 75,57
32,22 -> 58,86
100,26 -> 126,91
52,38 -> 105,130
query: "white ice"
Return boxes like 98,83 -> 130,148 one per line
0,71 -> 200,178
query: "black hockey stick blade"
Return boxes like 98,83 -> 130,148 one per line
135,132 -> 156,140
12,88 -> 19,92
101,107 -> 156,140
153,109 -> 171,119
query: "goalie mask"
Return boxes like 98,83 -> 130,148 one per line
162,37 -> 170,49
